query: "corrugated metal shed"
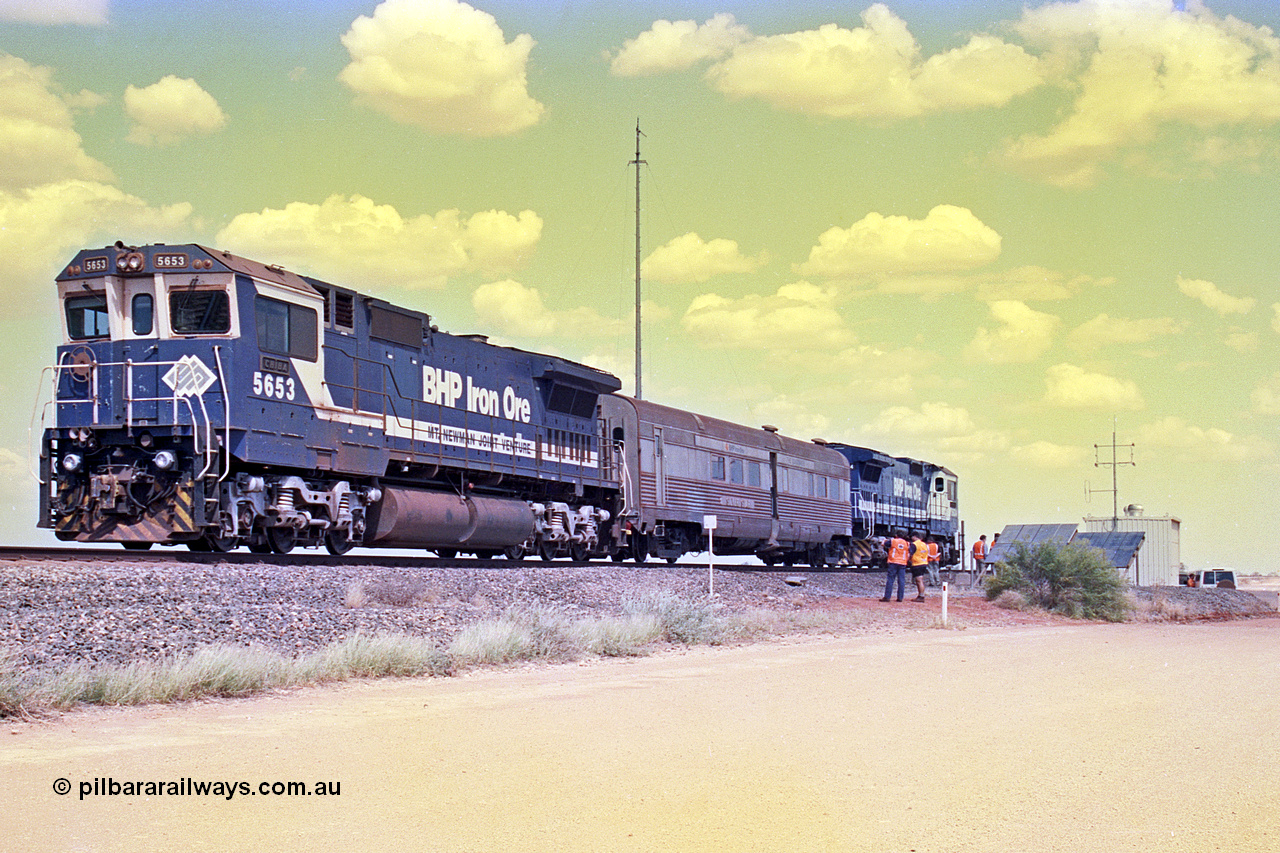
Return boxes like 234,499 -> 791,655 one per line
1082,515 -> 1181,586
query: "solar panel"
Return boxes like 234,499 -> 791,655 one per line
985,523 -> 1079,564
1072,530 -> 1145,569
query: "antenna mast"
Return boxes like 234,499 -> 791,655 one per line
1091,417 -> 1135,530
629,120 -> 646,400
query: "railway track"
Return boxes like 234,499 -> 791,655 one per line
0,544 -> 777,573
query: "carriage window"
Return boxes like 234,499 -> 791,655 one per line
255,296 -> 318,361
747,461 -> 761,487
131,293 -> 153,336
171,289 -> 230,334
711,456 -> 726,481
66,293 -> 109,339
729,458 -> 743,484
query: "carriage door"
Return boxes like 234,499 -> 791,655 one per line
122,278 -> 159,424
769,452 -> 779,519
653,426 -> 666,507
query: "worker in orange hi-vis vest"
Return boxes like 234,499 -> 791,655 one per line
927,537 -> 941,587
882,531 -> 909,602
908,533 -> 930,601
973,534 -> 988,574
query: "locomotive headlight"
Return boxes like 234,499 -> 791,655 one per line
152,450 -> 177,471
61,452 -> 83,473
116,252 -> 145,273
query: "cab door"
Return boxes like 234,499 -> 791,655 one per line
121,280 -> 159,423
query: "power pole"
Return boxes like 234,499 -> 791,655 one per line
629,120 -> 646,400
1091,418 -> 1135,530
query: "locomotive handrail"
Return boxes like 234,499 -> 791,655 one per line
42,354 -> 223,477
213,345 -> 231,482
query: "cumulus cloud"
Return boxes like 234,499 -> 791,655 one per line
609,13 -> 750,76
216,194 -> 541,289
1042,363 -> 1144,410
0,180 -> 193,283
797,205 -> 1001,279
641,232 -> 767,285
339,0 -> 543,136
1135,416 -> 1271,464
974,265 -> 1110,302
963,300 -> 1059,364
865,401 -> 977,437
1177,276 -> 1254,316
124,75 -> 227,147
471,279 -> 555,338
681,281 -> 848,351
703,4 -> 1042,120
1002,0 -> 1280,186
471,279 -> 625,344
1251,374 -> 1280,415
0,0 -> 106,25
1009,440 -> 1090,469
0,53 -> 112,191
1067,313 -> 1184,350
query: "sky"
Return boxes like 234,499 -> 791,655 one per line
2,0 -> 1279,571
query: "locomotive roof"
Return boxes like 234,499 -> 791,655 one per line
195,244 -> 321,298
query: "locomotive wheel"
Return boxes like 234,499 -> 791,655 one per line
246,534 -> 272,554
570,541 -> 589,562
807,546 -> 827,568
266,526 -> 296,554
502,545 -> 525,561
435,548 -> 458,559
631,535 -> 648,564
324,529 -> 354,556
538,540 -> 557,562
120,542 -> 153,551
185,538 -> 211,552
206,533 -> 240,553
610,550 -> 626,563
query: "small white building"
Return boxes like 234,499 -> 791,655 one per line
1082,509 -> 1181,586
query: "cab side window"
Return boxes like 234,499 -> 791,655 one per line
66,293 -> 109,339
131,293 -> 154,336
255,296 -> 318,361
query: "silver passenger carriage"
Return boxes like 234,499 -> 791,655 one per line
601,396 -> 851,565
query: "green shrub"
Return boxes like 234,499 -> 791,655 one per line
984,541 -> 1131,622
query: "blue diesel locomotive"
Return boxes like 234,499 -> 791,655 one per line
38,242 -> 619,557
828,444 -> 960,567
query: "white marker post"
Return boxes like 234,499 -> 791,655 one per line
704,514 -> 718,596
942,581 -> 949,627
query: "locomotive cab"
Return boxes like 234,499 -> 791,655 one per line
38,243 -> 333,550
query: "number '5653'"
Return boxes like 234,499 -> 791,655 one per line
253,371 -> 296,401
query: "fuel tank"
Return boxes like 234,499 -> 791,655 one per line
365,487 -> 535,550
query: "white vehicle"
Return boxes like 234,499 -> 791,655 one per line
1178,569 -> 1237,588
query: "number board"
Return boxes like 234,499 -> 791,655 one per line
82,256 -> 109,274
260,356 -> 291,376
153,253 -> 188,269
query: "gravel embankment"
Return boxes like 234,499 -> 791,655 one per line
0,558 -> 1272,675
